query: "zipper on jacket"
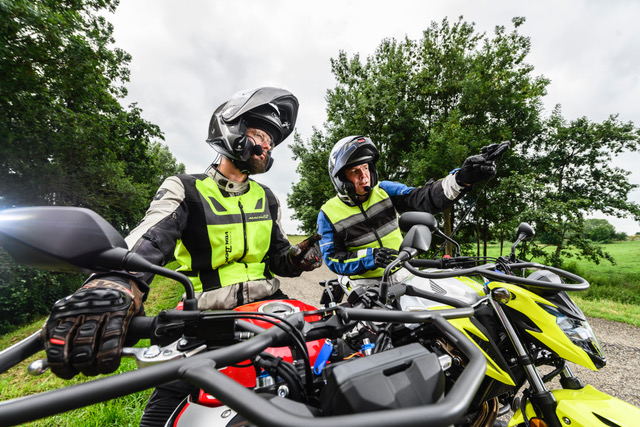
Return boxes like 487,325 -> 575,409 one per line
238,200 -> 249,262
358,204 -> 384,247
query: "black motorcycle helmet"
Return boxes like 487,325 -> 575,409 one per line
328,135 -> 379,202
206,87 -> 299,173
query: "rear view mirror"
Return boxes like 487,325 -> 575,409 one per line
516,223 -> 535,241
400,225 -> 432,254
399,212 -> 438,233
0,207 -> 129,273
510,222 -> 536,261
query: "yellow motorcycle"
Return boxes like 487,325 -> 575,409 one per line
392,212 -> 640,427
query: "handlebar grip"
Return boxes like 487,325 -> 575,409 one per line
408,259 -> 444,268
387,284 -> 407,300
126,316 -> 157,342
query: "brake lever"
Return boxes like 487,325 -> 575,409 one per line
122,340 -> 207,369
27,339 -> 208,375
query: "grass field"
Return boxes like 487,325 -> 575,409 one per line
0,270 -> 184,426
0,240 -> 638,425
486,240 -> 640,311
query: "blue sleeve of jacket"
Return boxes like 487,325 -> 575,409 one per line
379,180 -> 414,197
317,210 -> 377,276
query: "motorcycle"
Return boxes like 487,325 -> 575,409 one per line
0,206 -> 487,426
322,211 -> 640,426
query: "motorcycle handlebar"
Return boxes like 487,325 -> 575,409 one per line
0,307 -> 485,427
408,258 -> 445,269
479,262 -> 589,291
126,315 -> 157,342
404,259 -> 589,292
0,330 -> 43,375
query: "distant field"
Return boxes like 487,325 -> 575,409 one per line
485,239 -> 640,279
288,235 -> 307,245
291,235 -> 640,325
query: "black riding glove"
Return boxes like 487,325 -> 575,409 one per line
288,233 -> 323,271
455,141 -> 510,186
373,247 -> 399,269
42,276 -> 144,380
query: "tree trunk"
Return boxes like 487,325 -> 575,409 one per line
482,221 -> 488,257
444,208 -> 453,255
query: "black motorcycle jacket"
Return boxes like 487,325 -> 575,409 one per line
123,168 -> 303,292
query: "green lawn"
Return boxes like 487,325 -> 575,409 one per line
486,239 -> 640,325
0,268 -> 184,426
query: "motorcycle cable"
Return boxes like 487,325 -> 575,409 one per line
519,388 -> 533,427
254,352 -> 306,401
205,312 -> 310,360
199,311 -> 313,392
200,311 -> 308,356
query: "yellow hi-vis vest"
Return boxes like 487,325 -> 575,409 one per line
174,176 -> 273,293
321,185 -> 403,279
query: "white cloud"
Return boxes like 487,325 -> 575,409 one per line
109,0 -> 640,234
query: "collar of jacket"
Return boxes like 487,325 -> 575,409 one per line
207,166 -> 250,196
338,189 -> 372,207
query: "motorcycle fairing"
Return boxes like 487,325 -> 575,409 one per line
447,316 -> 515,386
489,282 -> 598,371
509,385 -> 640,427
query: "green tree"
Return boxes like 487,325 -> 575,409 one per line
519,107 -> 640,266
584,218 -> 628,243
0,0 -> 182,232
0,0 -> 185,331
584,218 -> 616,242
289,16 -> 548,239
288,130 -> 335,232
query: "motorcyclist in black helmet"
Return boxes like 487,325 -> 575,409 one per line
40,87 -> 322,426
206,86 -> 298,174
318,135 -> 508,290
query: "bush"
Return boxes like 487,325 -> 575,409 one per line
0,248 -> 84,334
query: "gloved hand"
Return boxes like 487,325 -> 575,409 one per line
455,141 -> 510,186
288,233 -> 323,271
41,276 -> 144,379
373,247 -> 399,269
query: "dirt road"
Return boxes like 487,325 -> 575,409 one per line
278,264 -> 640,407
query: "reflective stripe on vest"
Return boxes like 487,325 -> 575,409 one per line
321,185 -> 403,279
174,176 -> 273,292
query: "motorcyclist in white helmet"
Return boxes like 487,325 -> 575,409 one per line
318,135 -> 506,290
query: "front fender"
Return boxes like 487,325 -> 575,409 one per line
509,385 -> 640,426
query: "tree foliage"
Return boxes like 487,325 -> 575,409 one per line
583,219 -> 626,243
0,0 -> 185,332
289,15 -> 640,270
517,107 -> 640,266
289,16 -> 548,236
0,0 -> 184,233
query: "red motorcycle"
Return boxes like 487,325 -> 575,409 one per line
0,207 -> 486,427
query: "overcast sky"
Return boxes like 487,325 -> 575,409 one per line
108,0 -> 640,234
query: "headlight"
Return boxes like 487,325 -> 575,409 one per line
541,305 -> 607,369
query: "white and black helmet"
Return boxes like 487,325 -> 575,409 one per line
206,87 -> 298,172
328,135 -> 379,200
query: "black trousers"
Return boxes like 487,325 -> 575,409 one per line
138,289 -> 291,426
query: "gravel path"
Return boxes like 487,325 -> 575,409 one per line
278,264 -> 640,407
